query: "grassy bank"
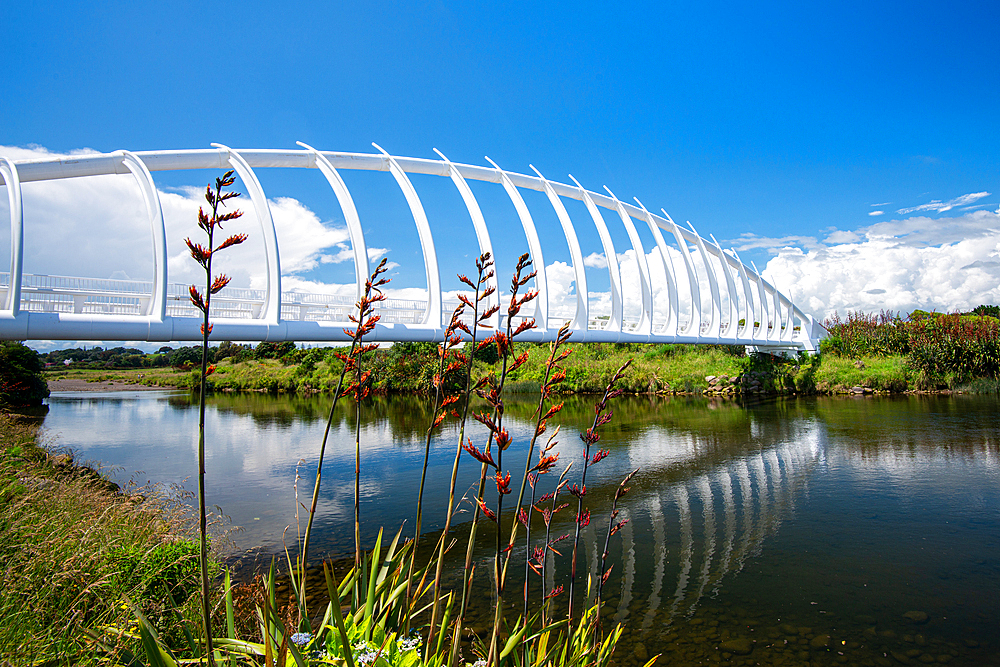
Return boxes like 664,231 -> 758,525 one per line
45,340 -> 1000,398
0,413 -> 209,663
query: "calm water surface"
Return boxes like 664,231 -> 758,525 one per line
42,391 -> 1000,666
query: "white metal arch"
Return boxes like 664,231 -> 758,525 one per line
297,141 -> 369,302
0,157 -> 24,317
570,174 -> 623,335
434,148 -> 499,330
0,144 -> 821,352
120,150 -> 168,321
374,143 -> 441,328
633,197 -> 679,337
485,156 -> 548,331
530,165 -> 588,332
211,143 -> 282,325
604,186 -> 653,336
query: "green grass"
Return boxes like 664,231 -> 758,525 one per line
809,354 -> 915,393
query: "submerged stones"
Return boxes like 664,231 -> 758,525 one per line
718,636 -> 753,655
609,602 -> 988,667
903,610 -> 930,624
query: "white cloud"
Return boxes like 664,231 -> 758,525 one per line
762,209 -> 1000,320
868,210 -> 884,216
583,252 -> 607,269
729,233 -> 821,253
896,191 -> 990,215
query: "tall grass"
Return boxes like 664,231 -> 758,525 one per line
0,415 -> 201,663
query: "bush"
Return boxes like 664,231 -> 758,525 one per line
0,342 -> 49,407
111,539 -> 202,606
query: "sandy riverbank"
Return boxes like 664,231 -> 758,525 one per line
47,377 -> 181,392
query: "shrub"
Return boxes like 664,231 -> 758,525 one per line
822,311 -> 909,357
906,313 -> 1000,382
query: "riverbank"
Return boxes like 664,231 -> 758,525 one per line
0,413 -> 206,662
44,342 -> 1000,397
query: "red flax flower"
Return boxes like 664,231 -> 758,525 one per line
216,233 -> 248,251
495,428 -> 512,451
462,440 -> 497,470
534,452 -> 560,475
576,508 -> 591,527
610,518 -> 630,536
591,448 -> 610,465
189,286 -> 206,313
494,471 -> 511,495
210,274 -> 231,295
475,497 -> 497,523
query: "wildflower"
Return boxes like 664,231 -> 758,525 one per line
290,632 -> 313,647
397,636 -> 422,652
474,660 -> 488,667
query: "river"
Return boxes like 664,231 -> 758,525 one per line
41,389 -> 1000,666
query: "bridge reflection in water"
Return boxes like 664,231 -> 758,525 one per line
603,426 -> 819,629
457,406 -> 823,638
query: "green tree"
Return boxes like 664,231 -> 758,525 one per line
0,342 -> 49,407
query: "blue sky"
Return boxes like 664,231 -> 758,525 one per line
2,0 -> 999,342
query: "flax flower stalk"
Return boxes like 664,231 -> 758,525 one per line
501,322 -> 572,589
186,170 -> 246,666
567,359 -> 632,633
596,468 -> 638,641
297,258 -> 388,629
483,254 -> 537,667
425,253 -> 496,663
406,304 -> 465,635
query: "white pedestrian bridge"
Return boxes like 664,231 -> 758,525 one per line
0,146 -> 822,350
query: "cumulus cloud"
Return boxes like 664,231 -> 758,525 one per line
760,209 -> 1000,320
